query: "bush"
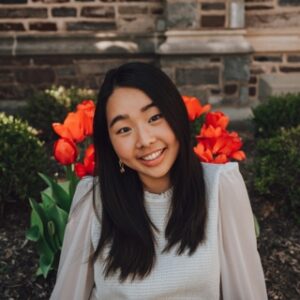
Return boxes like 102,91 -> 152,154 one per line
20,86 -> 96,143
253,126 -> 300,223
0,113 -> 51,214
252,93 -> 300,138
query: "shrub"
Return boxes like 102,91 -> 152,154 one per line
20,86 -> 96,143
253,126 -> 300,223
0,113 -> 51,214
252,93 -> 300,138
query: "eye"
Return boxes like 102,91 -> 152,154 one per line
149,113 -> 163,123
116,127 -> 131,134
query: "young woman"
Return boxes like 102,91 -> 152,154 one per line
51,62 -> 268,300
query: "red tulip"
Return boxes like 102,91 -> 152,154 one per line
53,138 -> 78,165
74,163 -> 87,178
182,96 -> 211,121
74,144 -> 95,178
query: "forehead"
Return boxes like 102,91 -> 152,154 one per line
106,87 -> 155,118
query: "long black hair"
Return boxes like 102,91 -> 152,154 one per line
92,62 -> 206,282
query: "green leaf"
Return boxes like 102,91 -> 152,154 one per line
45,204 -> 68,244
39,253 -> 54,278
41,191 -> 55,208
38,173 -> 71,212
26,225 -> 40,241
48,221 -> 55,236
29,198 -> 45,236
29,198 -> 57,252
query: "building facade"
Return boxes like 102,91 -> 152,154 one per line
0,0 -> 300,117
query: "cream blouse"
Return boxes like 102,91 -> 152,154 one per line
50,162 -> 268,300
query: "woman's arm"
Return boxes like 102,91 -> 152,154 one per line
50,177 -> 95,300
218,164 -> 268,300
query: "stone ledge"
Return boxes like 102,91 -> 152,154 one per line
0,33 -> 165,56
246,29 -> 300,52
158,30 -> 253,55
259,73 -> 300,101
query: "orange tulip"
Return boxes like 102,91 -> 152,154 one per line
53,138 -> 78,165
198,124 -> 222,139
182,96 -> 211,121
52,111 -> 87,143
194,129 -> 245,164
193,143 -> 213,163
205,112 -> 229,130
231,150 -> 246,161
77,100 -> 95,136
77,100 -> 95,119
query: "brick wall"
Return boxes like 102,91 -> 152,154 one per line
167,0 -> 229,30
0,0 -> 300,114
0,0 -> 164,33
245,0 -> 300,28
248,52 -> 300,99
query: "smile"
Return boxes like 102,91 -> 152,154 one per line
141,149 -> 165,161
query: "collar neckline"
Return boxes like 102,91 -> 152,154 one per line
144,187 -> 173,203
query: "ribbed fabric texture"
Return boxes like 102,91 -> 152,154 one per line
91,172 -> 220,300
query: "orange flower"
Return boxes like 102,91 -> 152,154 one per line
53,138 -> 78,165
182,96 -> 211,121
52,110 -> 87,143
194,130 -> 245,164
205,112 -> 229,130
75,144 -> 95,178
198,124 -> 222,139
77,100 -> 95,136
77,100 -> 95,119
193,143 -> 213,163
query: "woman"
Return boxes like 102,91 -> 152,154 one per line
51,62 -> 268,299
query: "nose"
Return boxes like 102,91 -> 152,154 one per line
136,125 -> 156,148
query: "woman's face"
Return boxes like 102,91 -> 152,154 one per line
106,87 -> 179,193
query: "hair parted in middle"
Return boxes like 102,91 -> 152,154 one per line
92,62 -> 207,282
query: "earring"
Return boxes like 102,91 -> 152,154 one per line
119,159 -> 125,174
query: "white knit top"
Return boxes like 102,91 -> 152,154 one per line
91,171 -> 220,299
50,163 -> 268,300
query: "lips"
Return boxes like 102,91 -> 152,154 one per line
138,148 -> 166,167
140,149 -> 164,161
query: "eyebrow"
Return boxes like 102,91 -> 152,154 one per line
109,102 -> 156,128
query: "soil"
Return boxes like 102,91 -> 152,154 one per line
0,130 -> 299,299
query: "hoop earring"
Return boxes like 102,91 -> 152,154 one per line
119,159 -> 125,174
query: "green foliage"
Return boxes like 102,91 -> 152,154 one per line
20,86 -> 96,143
252,93 -> 300,138
0,113 -> 50,210
253,126 -> 300,223
26,167 -> 79,278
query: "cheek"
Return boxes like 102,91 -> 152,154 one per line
110,136 -> 134,160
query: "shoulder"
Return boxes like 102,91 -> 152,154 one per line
201,162 -> 239,188
69,176 -> 97,217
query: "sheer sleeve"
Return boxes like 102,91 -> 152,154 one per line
50,177 -> 95,300
218,164 -> 268,300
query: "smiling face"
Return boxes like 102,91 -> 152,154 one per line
106,87 -> 180,193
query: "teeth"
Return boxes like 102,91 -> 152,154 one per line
141,150 -> 163,161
